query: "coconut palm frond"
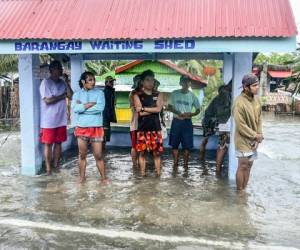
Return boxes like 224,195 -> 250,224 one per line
0,55 -> 18,74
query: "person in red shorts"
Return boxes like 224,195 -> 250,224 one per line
39,60 -> 73,175
71,71 -> 107,183
133,70 -> 164,177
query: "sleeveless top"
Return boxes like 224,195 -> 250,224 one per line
137,91 -> 161,132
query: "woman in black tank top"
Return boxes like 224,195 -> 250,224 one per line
133,70 -> 164,177
137,91 -> 161,132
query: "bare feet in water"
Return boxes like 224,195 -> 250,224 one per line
78,177 -> 86,184
100,178 -> 109,185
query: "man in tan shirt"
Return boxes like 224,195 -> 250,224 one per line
233,74 -> 263,191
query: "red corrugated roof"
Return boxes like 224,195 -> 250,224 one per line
116,60 -> 207,85
268,70 -> 293,78
0,0 -> 297,40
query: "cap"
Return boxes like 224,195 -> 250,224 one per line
242,74 -> 259,86
105,75 -> 116,83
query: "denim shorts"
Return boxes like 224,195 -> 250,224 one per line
169,118 -> 193,150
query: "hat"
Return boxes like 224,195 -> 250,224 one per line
105,75 -> 116,83
242,74 -> 258,86
180,75 -> 191,83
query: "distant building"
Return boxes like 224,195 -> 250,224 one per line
97,60 -> 207,123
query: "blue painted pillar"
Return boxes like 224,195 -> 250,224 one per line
70,54 -> 84,127
228,53 -> 253,180
223,53 -> 233,85
18,54 -> 42,175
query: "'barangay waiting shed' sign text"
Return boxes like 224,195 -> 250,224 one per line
1,37 -> 291,54
12,39 -> 196,53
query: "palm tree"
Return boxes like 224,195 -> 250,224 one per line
0,55 -> 18,75
85,60 -> 130,76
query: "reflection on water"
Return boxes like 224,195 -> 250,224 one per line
0,113 -> 299,249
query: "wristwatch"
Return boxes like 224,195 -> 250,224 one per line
141,107 -> 145,112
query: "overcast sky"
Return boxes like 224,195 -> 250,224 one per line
290,0 -> 300,42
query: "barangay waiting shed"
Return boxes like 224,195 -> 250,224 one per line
0,0 -> 297,179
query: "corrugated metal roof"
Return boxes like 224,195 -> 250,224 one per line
116,60 -> 207,85
0,0 -> 297,40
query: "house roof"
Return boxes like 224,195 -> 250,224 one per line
268,70 -> 293,78
115,60 -> 207,85
0,0 -> 297,40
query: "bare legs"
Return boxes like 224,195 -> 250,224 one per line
131,147 -> 138,167
53,143 -> 62,170
78,138 -> 88,183
172,148 -> 190,176
172,149 -> 179,167
91,141 -> 106,182
236,157 -> 253,191
77,138 -> 106,183
200,135 -> 229,175
216,146 -> 228,175
153,151 -> 161,176
44,143 -> 62,175
199,137 -> 209,161
183,149 -> 189,168
138,151 -> 161,177
44,144 -> 53,175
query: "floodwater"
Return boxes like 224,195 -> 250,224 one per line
0,113 -> 299,249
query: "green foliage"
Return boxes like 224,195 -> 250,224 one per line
254,53 -> 295,65
0,54 -> 60,75
85,60 -> 129,75
0,55 -> 18,74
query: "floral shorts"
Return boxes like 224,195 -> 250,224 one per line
136,131 -> 164,153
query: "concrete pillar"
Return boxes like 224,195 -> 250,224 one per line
223,53 -> 233,85
199,88 -> 205,106
70,54 -> 84,127
260,63 -> 268,96
18,54 -> 42,175
228,53 -> 253,180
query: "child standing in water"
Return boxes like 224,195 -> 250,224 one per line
71,72 -> 107,183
